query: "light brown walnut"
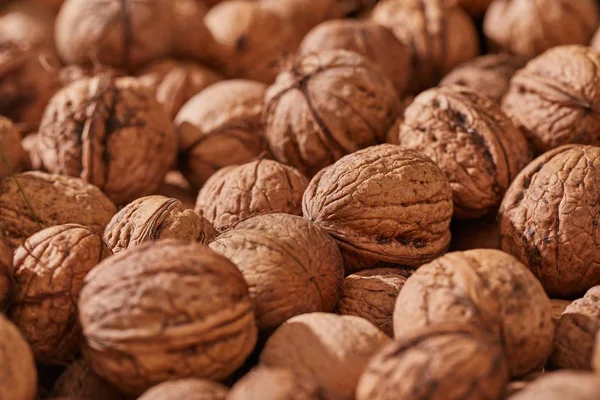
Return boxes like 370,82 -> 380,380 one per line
53,359 -> 127,400
228,366 -> 322,400
0,0 -> 57,50
0,116 -> 29,179
138,378 -> 228,400
20,133 -> 43,171
551,299 -> 570,327
0,236 -> 14,310
0,314 -> 37,400
593,330 -> 600,372
510,371 -> 600,400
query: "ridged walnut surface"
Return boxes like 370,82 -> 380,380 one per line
510,371 -> 600,400
228,366 -> 322,400
0,236 -> 13,311
0,116 -> 29,179
0,314 -> 37,400
138,379 -> 228,400
53,359 -> 127,400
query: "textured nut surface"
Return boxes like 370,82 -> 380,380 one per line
210,213 -> 344,332
502,46 -> 600,154
79,240 -> 257,395
396,85 -> 531,219
499,145 -> 600,297
0,236 -> 13,310
551,299 -> 570,325
337,268 -> 411,337
394,249 -> 554,376
260,313 -> 389,400
303,144 -> 453,272
38,75 -> 177,205
104,195 -> 215,254
138,378 -> 228,400
356,324 -> 509,400
53,359 -> 127,400
196,159 -> 308,232
0,116 -> 29,179
228,366 -> 322,400
510,371 -> 600,400
0,315 -> 37,400
0,171 -> 117,249
265,49 -> 400,177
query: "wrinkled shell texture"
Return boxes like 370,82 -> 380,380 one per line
502,45 -> 600,154
499,145 -> 600,297
440,54 -> 527,104
104,195 -> 215,255
0,171 -> 116,250
228,366 -> 322,400
551,299 -> 570,325
176,79 -> 268,189
0,116 -> 29,179
371,0 -> 479,92
303,144 -> 453,272
38,76 -> 177,205
397,85 -> 531,219
299,19 -> 411,97
356,324 -> 509,400
394,249 -> 554,377
0,315 -> 37,400
510,371 -> 600,400
53,359 -> 126,400
209,213 -> 344,332
337,268 -> 411,337
79,240 -> 257,395
260,313 -> 390,400
264,49 -> 401,177
138,379 -> 228,400
0,237 -> 13,310
196,159 -> 308,231
446,0 -> 492,16
58,64 -> 125,86
10,224 -> 112,365
484,0 -> 599,58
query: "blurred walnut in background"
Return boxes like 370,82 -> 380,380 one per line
0,0 -> 58,50
0,117 -> 29,178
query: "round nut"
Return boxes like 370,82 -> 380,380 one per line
37,75 -> 178,205
104,195 -> 215,255
393,249 -> 554,377
20,133 -> 42,171
0,171 -> 117,250
396,85 -> 531,219
228,366 -> 321,400
53,359 -> 127,400
79,240 -> 257,395
210,213 -> 344,332
0,236 -> 14,310
510,371 -> 600,400
0,116 -> 30,179
356,324 -> 509,400
551,299 -> 571,327
449,213 -> 501,251
138,379 -> 228,400
0,314 -> 37,400
0,0 -> 57,50
499,144 -> 600,297
260,312 -> 390,400
264,49 -> 401,177
196,159 -> 308,232
303,144 -> 453,272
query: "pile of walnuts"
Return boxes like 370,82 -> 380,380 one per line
3,0 -> 600,398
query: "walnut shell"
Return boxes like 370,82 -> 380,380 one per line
21,132 -> 43,171
53,359 -> 127,400
371,0 -> 479,92
593,330 -> 600,371
104,195 -> 214,255
0,236 -> 13,310
303,144 -> 453,272
260,312 -> 390,400
260,0 -> 347,38
37,75 -> 178,205
356,324 -> 509,400
58,65 -> 125,86
138,379 -> 228,400
0,171 -> 117,249
0,116 -> 29,178
299,19 -> 411,97
551,299 -> 570,326
196,159 -> 308,232
0,0 -> 57,50
510,371 -> 600,400
264,49 -> 401,177
0,314 -> 37,400
210,213 -> 344,332
394,249 -> 554,377
449,212 -> 501,251
484,0 -> 599,59
396,85 -> 531,219
499,144 -> 600,297
175,79 -> 269,189
228,366 -> 321,400
79,240 -> 257,395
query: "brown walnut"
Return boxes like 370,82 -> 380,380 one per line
0,171 -> 117,249
593,330 -> 600,371
196,159 -> 308,232
394,249 -> 554,377
0,0 -> 57,50
0,116 -> 29,179
551,299 -> 570,326
0,236 -> 14,310
210,213 -> 344,332
510,371 -> 600,400
228,366 -> 322,400
53,359 -> 127,400
303,144 -> 453,272
445,0 -> 492,16
20,132 -> 43,171
0,314 -> 37,400
396,85 -> 531,219
79,240 -> 257,395
264,49 -> 401,177
37,75 -> 178,205
58,65 -> 125,86
260,312 -> 389,400
499,144 -> 600,297
138,379 -> 228,400
356,324 -> 509,400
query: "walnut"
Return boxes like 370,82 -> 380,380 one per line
371,0 -> 479,92
395,85 -> 531,219
196,159 -> 308,232
53,359 -> 127,400
0,236 -> 14,310
0,171 -> 117,249
228,366 -> 321,400
260,312 -> 389,400
551,299 -> 570,326
138,379 -> 228,400
264,49 -> 401,177
261,0 -> 345,38
0,314 -> 37,400
441,54 -> 527,104
136,59 -> 223,119
503,372 -> 544,400
37,75 -> 178,205
499,144 -> 600,297
303,144 -> 453,272
175,79 -> 269,189
79,240 -> 257,395
510,371 -> 600,400
337,268 -> 411,337
0,116 -> 30,178
356,324 -> 509,400
449,212 -> 501,251
104,195 -> 215,254
210,213 -> 344,332
299,20 -> 411,97
0,0 -> 57,50
21,132 -> 43,171
58,65 -> 125,86
394,249 -> 554,377
158,171 -> 197,210
484,0 -> 599,59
